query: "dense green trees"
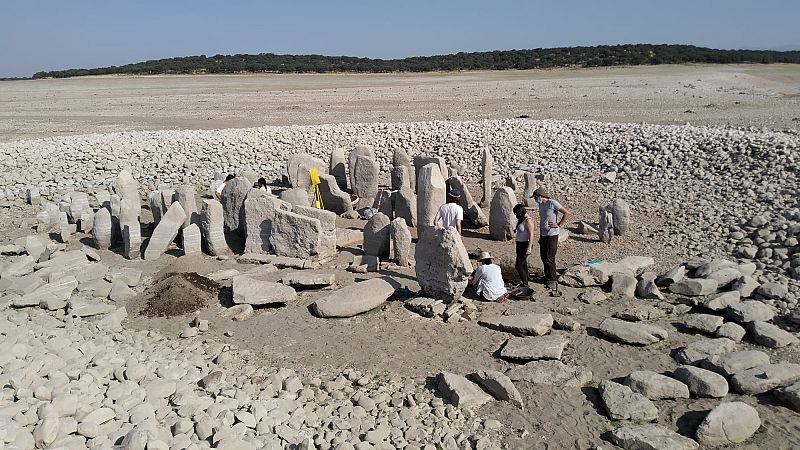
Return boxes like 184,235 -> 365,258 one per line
29,44 -> 800,79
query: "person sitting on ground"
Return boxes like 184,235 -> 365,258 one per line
214,174 -> 235,200
253,177 -> 272,194
433,188 -> 464,234
512,203 -> 535,295
530,187 -> 570,297
471,251 -> 509,302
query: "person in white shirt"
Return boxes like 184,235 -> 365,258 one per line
471,251 -> 508,302
254,177 -> 272,195
215,174 -> 235,200
434,188 -> 464,234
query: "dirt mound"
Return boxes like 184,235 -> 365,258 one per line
139,272 -> 219,317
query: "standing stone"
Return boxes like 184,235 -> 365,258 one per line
144,203 -> 186,260
391,165 -> 412,192
220,177 -> 251,236
79,209 -> 94,233
373,189 -> 393,218
413,156 -> 447,191
243,196 -> 285,254
348,144 -> 376,193
293,205 -> 337,258
598,206 -> 614,243
363,212 -> 391,257
505,174 -> 517,191
415,227 -> 473,302
416,163 -> 446,234
175,185 -> 199,228
121,217 -> 141,260
200,199 -> 229,256
93,208 -> 112,250
448,176 -> 488,227
26,187 -> 41,205
287,153 -> 328,190
609,198 -> 631,235
148,191 -> 163,226
330,146 -> 348,190
523,172 -> 537,207
392,148 -> 415,191
390,217 -> 412,266
317,174 -> 353,214
58,212 -> 71,243
160,189 -> 176,214
392,187 -> 417,228
182,224 -> 202,256
489,187 -> 516,241
479,148 -> 493,208
280,187 -> 311,207
352,155 -> 379,209
269,209 -> 323,259
68,192 -> 90,222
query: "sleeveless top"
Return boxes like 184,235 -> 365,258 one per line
516,219 -> 531,242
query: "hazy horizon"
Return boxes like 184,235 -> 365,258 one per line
2,0 -> 799,78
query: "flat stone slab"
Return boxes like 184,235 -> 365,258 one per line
598,318 -> 668,346
610,425 -> 699,450
774,382 -> 800,412
703,291 -> 740,311
701,350 -> 771,377
680,314 -> 724,334
500,335 -> 569,361
67,300 -> 117,318
727,300 -> 775,323
478,313 -> 553,336
281,272 -> 336,288
436,372 -> 492,409
624,371 -> 690,400
674,338 -> 737,365
506,360 -> 592,387
599,380 -> 659,422
232,275 -> 297,305
470,369 -> 523,408
696,401 -> 761,447
747,321 -> 799,348
313,276 -> 399,318
730,363 -> 800,394
613,305 -> 666,322
670,278 -> 718,296
673,366 -> 729,398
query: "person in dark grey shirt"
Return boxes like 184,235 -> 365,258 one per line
531,188 -> 570,296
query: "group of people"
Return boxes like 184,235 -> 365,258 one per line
433,187 -> 570,303
214,174 -> 272,200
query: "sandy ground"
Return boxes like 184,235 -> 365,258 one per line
1,64 -> 799,142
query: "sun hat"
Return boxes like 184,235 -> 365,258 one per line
531,187 -> 551,198
448,188 -> 462,198
477,251 -> 492,261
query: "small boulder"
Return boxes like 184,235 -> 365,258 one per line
696,402 -> 760,447
478,313 -> 553,336
500,335 -> 570,361
611,425 -> 699,450
313,276 -> 400,318
747,321 -> 799,348
598,380 -> 658,422
673,365 -> 729,398
470,370 -> 524,408
598,318 -> 668,346
624,371 -> 690,400
437,372 -> 492,409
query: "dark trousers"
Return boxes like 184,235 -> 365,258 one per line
515,241 -> 529,286
539,235 -> 559,283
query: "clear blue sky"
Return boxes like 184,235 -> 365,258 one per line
2,0 -> 798,78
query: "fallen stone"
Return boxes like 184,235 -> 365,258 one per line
232,275 -> 297,305
613,305 -> 666,322
674,338 -> 737,365
500,335 -> 569,361
727,300 -> 775,323
715,322 -> 746,342
469,370 -> 524,409
747,321 -> 799,348
624,371 -> 690,400
478,313 -> 554,336
579,290 -> 607,304
756,282 -> 788,300
672,365 -> 729,398
656,265 -> 686,288
281,272 -> 336,288
405,296 -> 447,318
506,360 -> 592,387
598,380 -> 659,422
730,363 -> 800,394
701,350 -> 772,377
703,291 -> 741,311
144,202 -> 186,260
774,383 -> 800,412
598,318 -> 668,346
611,274 -> 637,298
222,304 -> 254,321
437,372 -> 492,409
575,221 -> 598,235
681,314 -> 724,334
109,280 -> 136,302
731,275 -> 760,298
97,307 -> 127,332
696,402 -> 760,447
670,279 -> 719,296
313,276 -> 400,318
610,425 -> 699,450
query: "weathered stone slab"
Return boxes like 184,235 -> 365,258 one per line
232,275 -> 297,305
598,318 -> 668,346
219,177 -> 251,235
696,402 -> 760,448
389,217 -> 412,266
500,335 -> 569,361
312,276 -> 400,318
363,212 -> 391,257
673,365 -> 729,398
730,363 -> 800,394
624,371 -> 690,400
281,272 -> 336,288
352,155 -> 379,209
598,380 -> 658,422
392,187 -> 417,228
269,209 -> 324,259
701,350 -> 771,377
747,321 -> 799,348
489,187 -> 516,241
610,425 -> 699,450
703,291 -> 740,311
144,202 -> 185,260
727,300 -> 775,323
774,383 -> 800,412
670,279 -> 718,296
182,223 -> 202,255
92,208 -> 112,250
436,372 -> 492,409
470,369 -> 523,408
478,313 -> 553,336
506,360 -> 592,387
287,153 -> 328,190
200,199 -> 230,256
243,195 -> 283,254
317,174 -> 352,215
330,146 -> 348,190
448,175 -> 488,227
416,163 -> 446,233
681,314 -> 724,334
415,227 -> 473,302
674,338 -> 737,365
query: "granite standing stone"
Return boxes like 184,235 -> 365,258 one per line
389,217 -> 412,266
317,174 -> 353,214
609,198 -> 631,235
219,177 -> 251,236
330,146 -> 348,190
363,212 -> 391,257
144,202 -> 186,260
175,185 -> 199,228
479,148 -> 493,208
489,187 -> 516,240
416,163 -> 446,234
415,227 -> 473,302
348,144 -> 376,193
448,175 -> 488,227
243,196 -> 283,254
392,147 -> 415,191
92,208 -> 113,250
182,223 -> 202,255
199,199 -> 229,256
352,155 -> 379,209
287,153 -> 328,190
269,209 -> 324,259
598,206 -> 614,243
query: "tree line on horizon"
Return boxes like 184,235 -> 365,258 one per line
23,44 -> 800,80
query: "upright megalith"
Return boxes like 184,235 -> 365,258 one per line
523,173 -> 537,207
417,163 -> 446,234
121,202 -> 141,259
415,227 -> 473,302
317,174 -> 353,215
175,185 -> 199,228
243,196 -> 284,254
288,153 -> 328,190
293,205 -> 337,258
448,175 -> 488,227
220,177 -> 251,236
489,187 -> 516,241
599,206 -> 614,243
269,209 -> 324,259
373,189 -> 393,218
144,202 -> 186,260
200,199 -> 229,256
93,208 -> 112,250
392,148 -> 415,191
114,169 -> 140,216
609,198 -> 631,235
348,144 -> 376,192
280,187 -> 311,207
390,217 -> 412,266
182,223 -> 202,255
413,156 -> 447,191
148,191 -> 163,226
479,148 -> 493,208
392,165 -> 412,192
330,146 -> 348,190
364,212 -> 391,257
392,187 -> 417,228
352,155 -> 379,209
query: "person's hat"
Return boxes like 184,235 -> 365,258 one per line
531,187 -> 551,198
448,188 -> 462,198
477,251 -> 492,261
